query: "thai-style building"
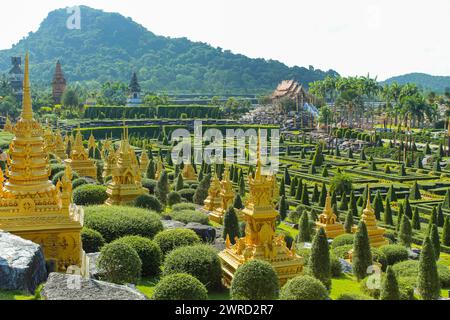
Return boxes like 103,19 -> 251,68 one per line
127,72 -> 142,106
139,148 -> 150,176
0,53 -> 85,272
271,80 -> 311,108
182,163 -> 197,181
3,116 -> 13,133
316,193 -> 345,239
219,136 -> 303,287
203,173 -> 223,212
64,128 -> 97,179
54,129 -> 67,160
209,166 -> 235,224
52,61 -> 67,105
105,126 -> 148,206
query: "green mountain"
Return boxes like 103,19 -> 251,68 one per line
383,73 -> 450,93
0,6 -> 338,94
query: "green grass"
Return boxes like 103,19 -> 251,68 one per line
136,277 -> 160,299
329,274 -> 366,300
0,290 -> 34,301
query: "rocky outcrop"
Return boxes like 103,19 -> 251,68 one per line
41,273 -> 147,300
0,232 -> 47,294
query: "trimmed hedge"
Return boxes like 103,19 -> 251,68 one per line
134,195 -> 163,213
280,275 -> 329,300
178,189 -> 196,202
154,228 -> 201,256
378,245 -> 409,266
152,273 -> 208,301
73,185 -> 108,206
142,179 -> 157,194
170,210 -> 209,225
331,234 -> 354,249
113,236 -> 162,277
72,178 -> 89,190
168,191 -> 182,207
392,260 -> 450,287
172,203 -> 197,212
84,205 -> 164,243
81,227 -> 105,253
162,245 -> 222,290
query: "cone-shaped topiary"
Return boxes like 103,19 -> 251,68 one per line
415,156 -> 423,169
443,189 -> 450,209
298,211 -> 312,243
418,237 -> 440,300
404,197 -> 413,219
309,165 -> 317,174
301,186 -> 310,206
339,194 -> 349,211
399,164 -> 406,176
319,183 -> 327,207
284,167 -> 291,185
370,161 -> 377,171
442,217 -> 450,247
409,181 -> 421,200
279,177 -> 286,197
239,176 -> 246,197
380,266 -> 400,300
399,215 -> 413,248
396,203 -> 404,232
412,207 -> 421,230
147,159 -> 156,179
429,224 -> 441,261
175,173 -> 184,191
387,184 -> 397,202
312,184 -> 320,203
331,191 -> 338,208
384,199 -> 394,226
308,228 -> 331,290
427,207 -> 437,235
312,145 -> 325,167
193,174 -> 211,205
322,167 -> 329,177
360,148 -> 367,161
279,196 -> 288,221
290,178 -> 297,197
223,207 -> 240,244
349,191 -> 358,217
433,158 -> 441,173
384,165 -> 391,174
353,221 -> 373,281
372,191 -> 384,220
437,204 -> 444,228
344,209 -> 354,233
156,170 -> 170,205
425,143 -> 432,155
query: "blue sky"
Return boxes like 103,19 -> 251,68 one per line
0,0 -> 448,80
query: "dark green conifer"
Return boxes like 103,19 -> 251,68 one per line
380,266 -> 400,300
412,207 -> 421,230
308,228 -> 331,290
384,199 -> 394,226
223,207 -> 240,244
312,184 -> 320,203
353,221 -> 372,281
298,211 -> 312,243
418,237 -> 440,300
409,181 -> 422,200
319,183 -> 327,207
344,209 -> 354,233
399,215 -> 413,248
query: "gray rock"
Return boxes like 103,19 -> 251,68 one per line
0,231 -> 47,294
162,220 -> 186,230
86,253 -> 104,280
340,259 -> 353,274
41,273 -> 147,300
185,223 -> 216,243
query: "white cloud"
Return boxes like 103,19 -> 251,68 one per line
0,0 -> 448,80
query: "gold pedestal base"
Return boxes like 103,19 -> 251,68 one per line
64,159 -> 97,180
316,222 -> 345,239
352,225 -> 389,248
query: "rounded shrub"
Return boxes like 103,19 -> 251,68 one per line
134,194 -> 163,213
230,260 -> 279,300
336,293 -> 374,300
163,245 -> 222,290
152,273 -> 208,301
172,203 -> 197,212
280,275 -> 329,300
72,178 -> 89,190
52,170 -> 79,185
360,275 -> 415,300
178,189 -> 196,202
84,205 -> 164,243
379,245 -> 409,266
142,179 -> 158,194
392,260 -> 450,287
97,242 -> 142,284
331,234 -> 354,249
154,228 -> 201,256
170,210 -> 209,225
113,236 -> 162,276
168,191 -> 182,207
73,185 -> 108,206
332,244 -> 353,259
81,227 -> 105,253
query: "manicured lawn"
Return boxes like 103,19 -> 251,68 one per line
329,274 -> 368,300
0,290 -> 34,301
137,277 -> 160,298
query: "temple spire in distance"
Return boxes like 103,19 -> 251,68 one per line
21,52 -> 33,120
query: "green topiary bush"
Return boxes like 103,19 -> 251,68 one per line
336,293 -> 374,300
230,260 -> 279,300
172,203 -> 197,212
163,245 -> 222,290
371,248 -> 388,271
152,273 -> 208,301
178,189 -> 196,202
392,260 -> 450,287
378,245 -> 409,266
167,191 -> 182,207
84,205 -> 164,243
112,236 -> 162,276
331,234 -> 354,249
142,179 -> 158,194
72,178 -> 89,190
81,227 -> 105,253
332,244 -> 353,259
280,275 -> 329,300
360,274 -> 415,300
97,242 -> 142,284
154,228 -> 201,256
73,185 -> 108,206
134,194 -> 163,213
170,210 -> 209,225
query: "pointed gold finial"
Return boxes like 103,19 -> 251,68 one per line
366,188 -> 372,211
255,130 -> 262,179
22,52 -> 33,120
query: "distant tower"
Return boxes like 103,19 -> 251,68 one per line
52,61 -> 67,105
127,72 -> 142,106
8,57 -> 23,101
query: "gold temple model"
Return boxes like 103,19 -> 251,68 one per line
64,126 -> 97,180
316,192 -> 345,238
0,53 -> 85,273
209,166 -> 235,224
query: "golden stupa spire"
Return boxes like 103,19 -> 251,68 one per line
363,188 -> 374,216
323,192 -> 334,217
22,52 -> 33,120
255,130 -> 262,179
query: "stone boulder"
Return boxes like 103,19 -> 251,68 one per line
41,273 -> 147,300
185,223 -> 216,243
0,231 -> 47,294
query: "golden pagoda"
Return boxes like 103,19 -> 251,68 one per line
219,134 -> 303,287
139,148 -> 150,176
54,129 -> 67,160
43,126 -> 56,155
0,53 -> 85,272
352,190 -> 388,248
4,115 -> 13,133
88,132 -> 96,157
316,193 -> 345,239
209,166 -> 235,224
102,141 -> 117,178
155,160 -> 164,180
203,173 -> 223,212
182,163 -> 197,181
105,126 -> 148,206
64,127 -> 97,179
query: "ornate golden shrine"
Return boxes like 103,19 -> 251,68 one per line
204,173 -> 223,212
64,127 -> 97,179
316,193 -> 345,238
209,166 -> 236,224
139,148 -> 150,176
182,163 -> 197,181
155,160 -> 164,180
105,126 -> 148,206
101,139 -> 116,178
219,136 -> 303,287
0,54 -> 85,273
352,190 -> 388,248
54,129 -> 67,160
4,116 -> 13,133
